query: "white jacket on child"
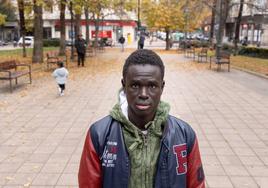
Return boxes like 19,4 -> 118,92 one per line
52,67 -> 69,84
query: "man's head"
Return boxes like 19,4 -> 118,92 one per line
78,33 -> 83,39
122,49 -> 165,80
121,49 -> 165,127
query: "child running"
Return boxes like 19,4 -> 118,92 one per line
52,62 -> 69,96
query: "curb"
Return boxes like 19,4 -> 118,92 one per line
232,66 -> 268,80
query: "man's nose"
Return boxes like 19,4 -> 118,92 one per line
139,87 -> 149,99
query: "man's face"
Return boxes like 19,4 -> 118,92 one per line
122,64 -> 164,122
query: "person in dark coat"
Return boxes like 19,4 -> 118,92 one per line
138,34 -> 145,49
75,34 -> 86,67
118,35 -> 125,52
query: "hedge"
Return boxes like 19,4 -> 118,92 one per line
43,38 -> 60,47
179,40 -> 210,48
238,47 -> 268,58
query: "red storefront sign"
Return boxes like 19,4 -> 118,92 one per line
91,30 -> 112,38
55,20 -> 137,27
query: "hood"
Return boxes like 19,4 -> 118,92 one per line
56,68 -> 67,77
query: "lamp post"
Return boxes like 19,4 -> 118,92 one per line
182,0 -> 190,50
137,0 -> 141,32
69,1 -> 74,61
137,0 -> 141,49
250,11 -> 254,45
184,1 -> 189,41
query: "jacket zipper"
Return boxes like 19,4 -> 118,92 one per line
142,132 -> 148,188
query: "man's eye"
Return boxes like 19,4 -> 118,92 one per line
131,84 -> 139,89
149,84 -> 156,89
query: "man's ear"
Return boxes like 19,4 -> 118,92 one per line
121,79 -> 126,91
162,80 -> 165,90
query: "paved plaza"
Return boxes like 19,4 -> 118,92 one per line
0,48 -> 268,188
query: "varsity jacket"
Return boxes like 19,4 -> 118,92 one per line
78,115 -> 205,188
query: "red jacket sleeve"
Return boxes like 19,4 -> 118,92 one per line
187,138 -> 205,188
78,132 -> 102,188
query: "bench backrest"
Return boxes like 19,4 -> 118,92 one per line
201,48 -> 208,53
0,60 -> 17,70
220,51 -> 231,59
47,51 -> 59,58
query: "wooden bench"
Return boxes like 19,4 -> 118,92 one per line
209,51 -> 231,72
197,48 -> 208,63
86,47 -> 95,57
185,47 -> 195,60
0,60 -> 32,92
46,51 -> 60,70
97,42 -> 105,52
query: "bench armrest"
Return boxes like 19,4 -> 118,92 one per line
16,64 -> 31,71
0,70 -> 12,77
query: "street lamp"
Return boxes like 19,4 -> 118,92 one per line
184,7 -> 189,41
183,0 -> 189,50
69,1 -> 74,61
137,0 -> 141,49
137,0 -> 141,32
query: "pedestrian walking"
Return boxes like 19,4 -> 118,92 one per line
118,35 -> 125,52
52,62 -> 69,96
138,34 -> 145,49
78,49 -> 205,188
75,34 -> 86,67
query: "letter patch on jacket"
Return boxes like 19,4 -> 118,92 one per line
101,141 -> 118,168
173,144 -> 187,175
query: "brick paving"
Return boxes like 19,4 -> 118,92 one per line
0,48 -> 268,188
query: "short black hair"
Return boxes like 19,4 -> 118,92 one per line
58,61 -> 64,68
123,49 -> 165,79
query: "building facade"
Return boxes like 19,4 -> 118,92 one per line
2,1 -> 138,44
226,0 -> 268,46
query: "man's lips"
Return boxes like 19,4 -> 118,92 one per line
136,104 -> 150,110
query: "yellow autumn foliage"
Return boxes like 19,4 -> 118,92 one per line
142,0 -> 209,32
0,13 -> 6,26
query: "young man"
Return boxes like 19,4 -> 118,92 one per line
75,34 -> 86,67
78,49 -> 205,188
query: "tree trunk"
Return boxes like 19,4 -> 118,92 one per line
223,0 -> 230,39
69,1 -> 74,60
59,0 -> 66,56
85,6 -> 90,44
94,14 -> 100,49
234,0 -> 244,54
17,0 -> 26,57
209,0 -> 217,47
75,13 -> 81,39
32,0 -> 43,63
165,28 -> 170,50
216,0 -> 224,59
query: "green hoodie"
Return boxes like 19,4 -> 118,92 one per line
110,96 -> 170,188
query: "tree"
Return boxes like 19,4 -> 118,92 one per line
17,0 -> 27,57
142,0 -> 207,50
59,0 -> 67,56
233,0 -> 244,53
84,2 -> 90,44
209,0 -> 217,45
32,0 -> 44,63
0,0 -> 16,41
72,0 -> 84,39
0,0 -> 16,21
